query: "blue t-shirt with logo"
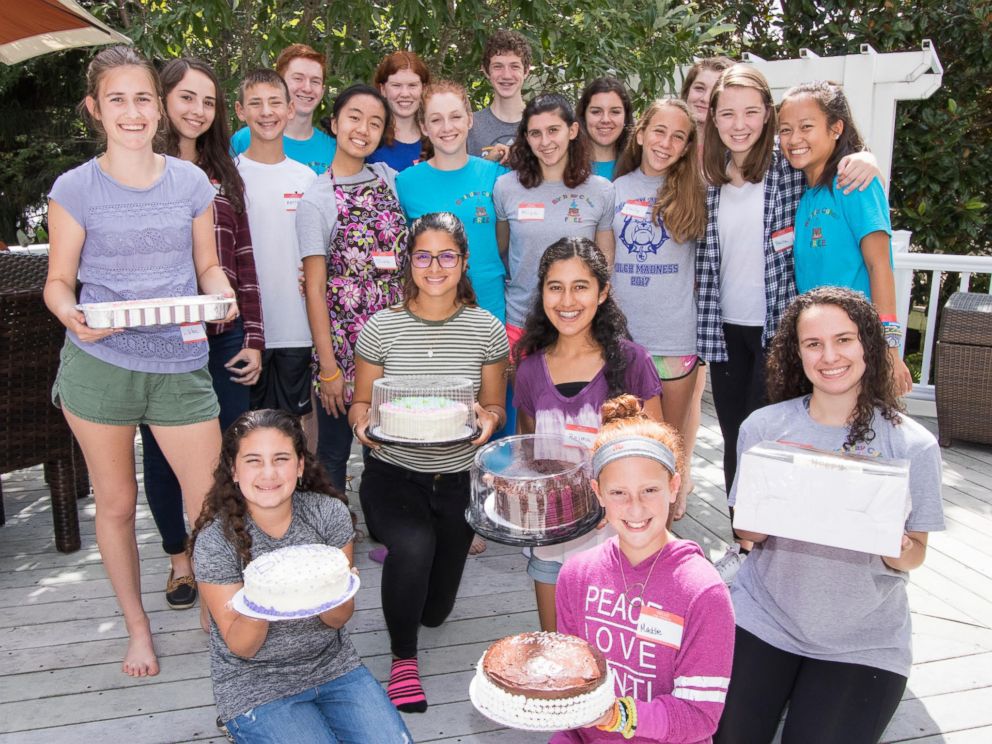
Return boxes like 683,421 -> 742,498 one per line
794,176 -> 891,300
368,139 -> 423,173
231,126 -> 336,176
396,156 -> 509,322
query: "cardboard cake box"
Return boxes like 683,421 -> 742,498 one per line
733,440 -> 911,558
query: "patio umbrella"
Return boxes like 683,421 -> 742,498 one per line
0,0 -> 131,65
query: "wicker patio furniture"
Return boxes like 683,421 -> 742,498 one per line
935,291 -> 992,447
0,251 -> 88,552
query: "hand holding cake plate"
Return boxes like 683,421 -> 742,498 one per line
365,376 -> 481,446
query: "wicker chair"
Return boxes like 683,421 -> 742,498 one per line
935,292 -> 992,447
0,252 -> 88,552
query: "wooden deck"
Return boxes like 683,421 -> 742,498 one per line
2,394 -> 992,743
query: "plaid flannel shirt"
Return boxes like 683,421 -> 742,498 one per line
695,151 -> 804,363
207,194 -> 265,350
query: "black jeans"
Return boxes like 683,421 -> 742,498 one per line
709,323 -> 767,495
715,627 -> 907,744
359,455 -> 474,659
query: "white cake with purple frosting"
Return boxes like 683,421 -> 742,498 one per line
242,544 -> 351,618
378,395 -> 469,441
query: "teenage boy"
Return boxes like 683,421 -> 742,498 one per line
234,69 -> 317,419
232,44 -> 336,175
466,29 -> 532,157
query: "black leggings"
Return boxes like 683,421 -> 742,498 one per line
714,627 -> 907,744
359,455 -> 474,659
709,323 -> 767,494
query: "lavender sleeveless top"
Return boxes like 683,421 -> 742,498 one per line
49,156 -> 216,373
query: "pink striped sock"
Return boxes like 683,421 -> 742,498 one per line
388,657 -> 427,713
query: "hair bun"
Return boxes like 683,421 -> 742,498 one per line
600,394 -> 643,424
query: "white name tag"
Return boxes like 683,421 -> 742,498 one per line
564,422 -> 598,449
771,227 -> 795,252
518,202 -> 545,221
621,200 -> 651,219
371,251 -> 398,270
180,322 -> 208,343
284,191 -> 303,212
636,606 -> 684,649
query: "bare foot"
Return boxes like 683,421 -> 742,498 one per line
122,617 -> 159,677
469,534 -> 487,556
673,480 -> 693,522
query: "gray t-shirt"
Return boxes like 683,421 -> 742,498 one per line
467,106 -> 519,157
192,491 -> 361,722
611,168 -> 697,356
728,396 -> 945,676
494,172 -> 615,327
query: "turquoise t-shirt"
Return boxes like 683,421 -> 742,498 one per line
794,177 -> 892,300
396,156 -> 509,323
591,159 -> 617,181
231,126 -> 336,176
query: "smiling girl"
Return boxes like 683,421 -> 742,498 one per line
778,81 -> 913,396
190,409 -> 412,743
714,287 -> 943,743
514,237 -> 662,631
296,84 -> 408,492
577,77 -> 635,181
369,51 -> 431,172
552,395 -> 734,743
612,99 -> 706,520
44,45 -> 237,676
680,56 -> 735,164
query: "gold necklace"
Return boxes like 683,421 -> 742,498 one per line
618,545 -> 665,603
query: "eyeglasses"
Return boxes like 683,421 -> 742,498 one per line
410,250 -> 463,269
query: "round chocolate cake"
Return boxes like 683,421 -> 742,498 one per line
470,632 -> 615,730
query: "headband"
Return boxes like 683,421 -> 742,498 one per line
591,436 -> 677,478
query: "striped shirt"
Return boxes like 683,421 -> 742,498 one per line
355,304 -> 509,472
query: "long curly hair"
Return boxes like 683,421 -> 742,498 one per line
508,93 -> 592,189
766,287 -> 903,449
515,237 -> 631,397
189,409 -> 351,566
160,58 -> 246,214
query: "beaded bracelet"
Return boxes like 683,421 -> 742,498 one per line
620,696 -> 637,739
882,321 -> 904,349
596,697 -> 637,738
318,367 -> 341,383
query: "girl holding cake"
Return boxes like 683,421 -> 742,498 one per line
514,237 -> 662,632
350,212 -> 509,712
714,287 -> 943,743
190,409 -> 412,743
553,395 -> 735,743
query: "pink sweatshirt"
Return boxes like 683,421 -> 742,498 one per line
552,538 -> 735,743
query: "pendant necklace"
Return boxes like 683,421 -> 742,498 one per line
619,545 -> 665,603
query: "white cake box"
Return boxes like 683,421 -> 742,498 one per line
78,294 -> 234,329
733,440 -> 911,558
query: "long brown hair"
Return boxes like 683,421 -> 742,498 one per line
189,409 -> 352,566
766,287 -> 903,449
679,56 -> 735,101
702,64 -> 776,186
508,93 -> 592,189
160,58 -> 246,214
615,99 -> 706,242
401,212 -> 478,309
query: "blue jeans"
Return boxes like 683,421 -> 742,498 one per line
224,666 -> 412,744
315,401 -> 353,493
139,324 -> 251,554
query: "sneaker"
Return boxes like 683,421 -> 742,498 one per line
713,544 -> 746,585
166,568 -> 197,609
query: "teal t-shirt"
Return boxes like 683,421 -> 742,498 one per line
231,126 -> 336,176
591,159 -> 617,181
794,177 -> 892,300
396,156 -> 509,323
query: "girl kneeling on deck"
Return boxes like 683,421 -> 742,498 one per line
191,409 -> 411,744
553,395 -> 735,743
714,287 -> 944,744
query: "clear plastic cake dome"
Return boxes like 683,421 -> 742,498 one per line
467,434 -> 603,546
368,377 -> 476,445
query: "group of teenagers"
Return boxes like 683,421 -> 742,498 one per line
42,27 -> 944,744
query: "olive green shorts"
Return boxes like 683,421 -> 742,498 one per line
52,340 -> 220,426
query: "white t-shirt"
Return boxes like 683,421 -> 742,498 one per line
237,155 -> 317,348
717,178 -> 766,327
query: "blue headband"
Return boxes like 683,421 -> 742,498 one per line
591,436 -> 677,477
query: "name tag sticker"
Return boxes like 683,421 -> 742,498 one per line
284,191 -> 303,212
518,202 -> 546,221
621,200 -> 651,219
563,422 -> 598,449
771,227 -> 795,252
636,606 -> 684,649
371,251 -> 398,270
180,322 -> 208,344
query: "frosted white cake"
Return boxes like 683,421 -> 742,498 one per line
242,544 -> 351,618
378,396 -> 469,440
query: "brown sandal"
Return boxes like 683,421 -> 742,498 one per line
166,568 -> 197,610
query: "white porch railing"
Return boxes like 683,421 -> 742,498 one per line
893,230 -> 992,414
